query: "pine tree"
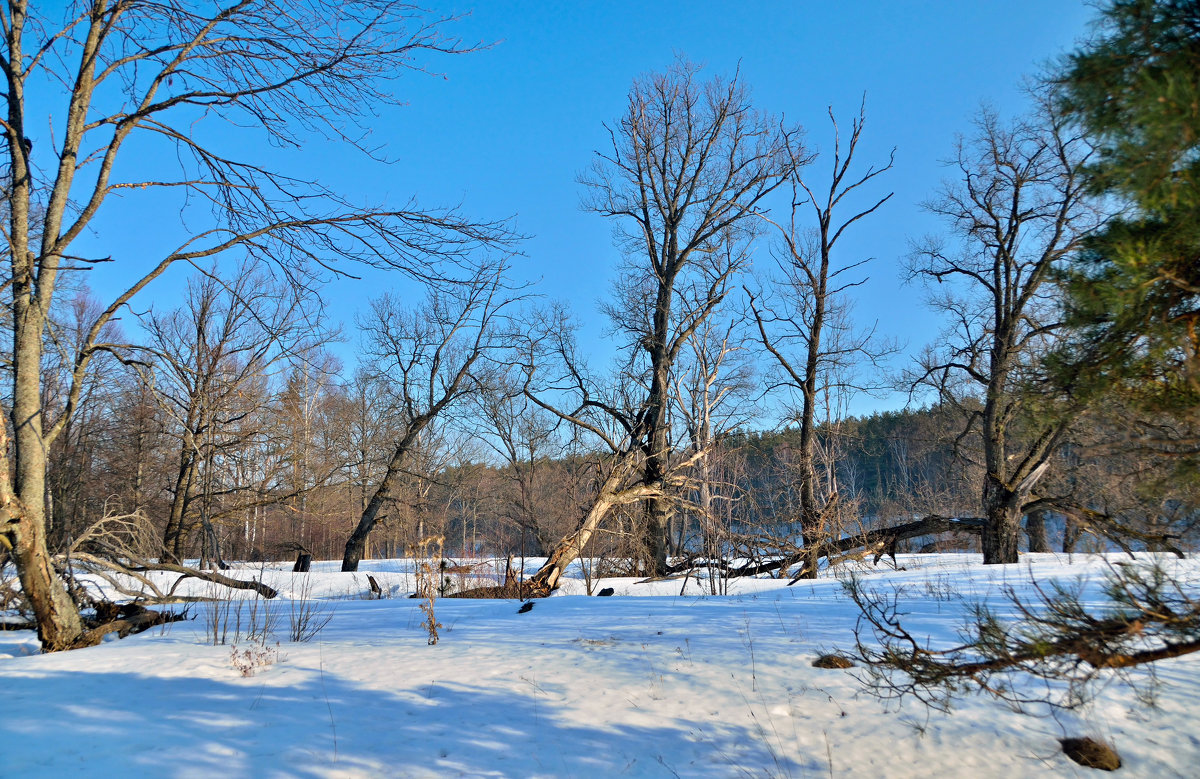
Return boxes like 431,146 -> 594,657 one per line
1055,0 -> 1200,416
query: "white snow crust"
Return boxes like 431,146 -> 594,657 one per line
2,553 -> 1197,777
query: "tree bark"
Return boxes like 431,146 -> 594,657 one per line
640,265 -> 679,576
342,427 -> 423,572
981,474 -> 1022,564
163,448 -> 197,561
5,504 -> 85,651
1026,509 -> 1050,553
1063,514 -> 1081,553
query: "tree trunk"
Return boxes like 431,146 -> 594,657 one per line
343,434 -> 415,572
527,456 -> 654,596
528,492 -> 619,596
163,447 -> 197,562
640,397 -> 673,576
981,475 -> 1021,564
6,505 -> 85,651
7,316 -> 86,649
639,257 -> 678,577
1063,515 -> 1081,553
344,414 -> 424,571
342,496 -> 382,572
642,497 -> 672,576
1026,509 -> 1050,553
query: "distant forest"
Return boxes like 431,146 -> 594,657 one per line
46,367 -> 1192,566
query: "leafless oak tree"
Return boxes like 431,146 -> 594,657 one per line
909,101 -> 1099,565
568,57 -> 807,576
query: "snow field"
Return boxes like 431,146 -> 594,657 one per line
1,553 -> 1198,777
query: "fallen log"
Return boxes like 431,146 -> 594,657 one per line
154,563 -> 278,599
63,550 -> 279,600
120,560 -> 278,599
81,604 -> 188,646
664,516 -> 986,582
782,516 -> 985,581
520,515 -> 986,597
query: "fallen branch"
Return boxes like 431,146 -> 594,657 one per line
130,562 -> 278,599
64,553 -> 278,600
659,516 -> 985,582
846,561 -> 1200,712
80,604 -> 188,646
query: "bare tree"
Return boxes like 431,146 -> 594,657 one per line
0,0 -> 511,650
42,289 -> 125,551
670,316 -> 754,569
341,261 -> 513,571
136,262 -> 321,564
474,371 -> 565,555
747,104 -> 894,575
570,57 -> 807,576
909,101 -> 1098,565
275,352 -> 345,556
335,367 -> 403,521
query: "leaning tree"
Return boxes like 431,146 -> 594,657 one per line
341,260 -> 515,572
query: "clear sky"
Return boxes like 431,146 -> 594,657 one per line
69,0 -> 1100,416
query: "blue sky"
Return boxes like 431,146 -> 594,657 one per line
67,0 -> 1098,415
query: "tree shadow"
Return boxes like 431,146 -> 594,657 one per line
0,658 -> 816,777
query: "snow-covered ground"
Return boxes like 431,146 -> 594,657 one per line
2,553 -> 1198,777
